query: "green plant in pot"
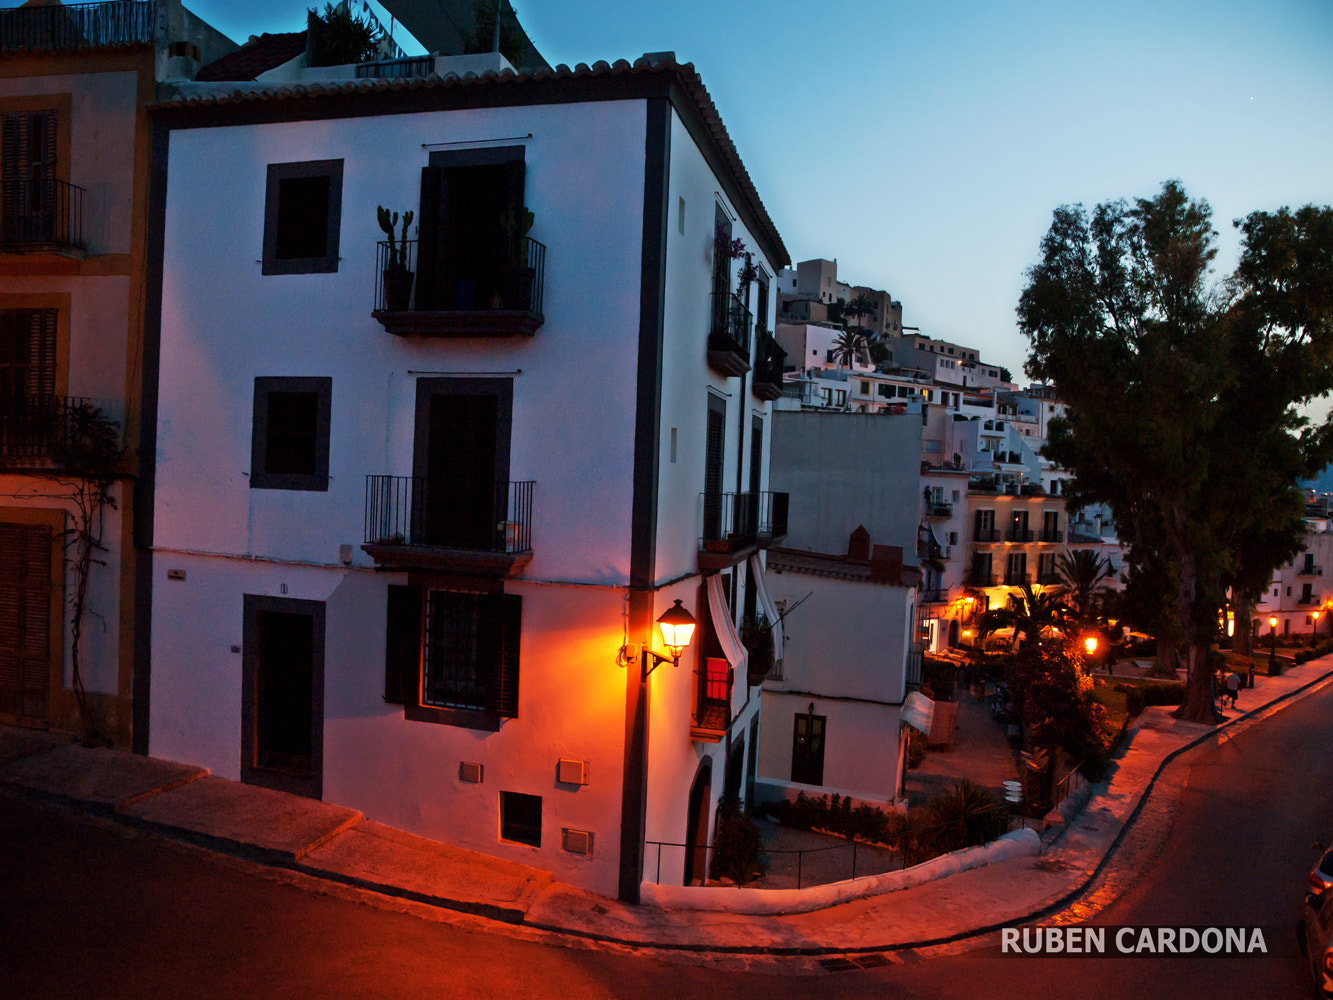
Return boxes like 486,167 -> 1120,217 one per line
500,204 -> 536,310
377,205 -> 414,311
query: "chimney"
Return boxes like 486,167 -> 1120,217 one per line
848,525 -> 870,561
870,545 -> 903,584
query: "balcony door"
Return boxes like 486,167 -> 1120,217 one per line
414,378 -> 511,551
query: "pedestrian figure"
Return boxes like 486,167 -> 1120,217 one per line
1225,671 -> 1241,709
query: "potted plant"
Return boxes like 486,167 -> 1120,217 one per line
377,206 -> 414,311
743,615 -> 776,684
501,204 -> 536,310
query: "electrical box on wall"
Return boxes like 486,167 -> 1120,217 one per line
459,762 -> 483,783
562,829 -> 593,855
556,758 -> 589,785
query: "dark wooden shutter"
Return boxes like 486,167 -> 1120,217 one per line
384,584 -> 422,705
28,309 -> 55,398
481,592 -> 520,718
0,522 -> 51,722
415,165 -> 443,310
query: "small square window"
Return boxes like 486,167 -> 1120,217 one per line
262,160 -> 343,275
500,791 -> 542,847
251,377 -> 331,490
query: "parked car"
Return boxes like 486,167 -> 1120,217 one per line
1299,881 -> 1333,996
1311,847 -> 1333,895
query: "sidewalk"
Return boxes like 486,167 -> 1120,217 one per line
4,655 -> 1332,959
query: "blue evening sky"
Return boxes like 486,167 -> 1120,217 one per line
53,1 -> 1333,378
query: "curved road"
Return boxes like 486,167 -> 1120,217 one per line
2,680 -> 1331,998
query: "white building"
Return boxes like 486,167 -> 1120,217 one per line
143,52 -> 789,902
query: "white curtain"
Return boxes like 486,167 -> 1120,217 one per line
747,554 -> 784,662
706,574 -> 749,678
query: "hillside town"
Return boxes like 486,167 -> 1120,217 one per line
1,1 -> 1331,995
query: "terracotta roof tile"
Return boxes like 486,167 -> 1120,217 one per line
194,31 -> 306,82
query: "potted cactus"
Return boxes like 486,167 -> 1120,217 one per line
377,205 -> 414,311
500,204 -> 536,310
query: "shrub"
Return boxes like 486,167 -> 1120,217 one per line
900,781 -> 1010,866
921,657 -> 958,700
709,799 -> 767,884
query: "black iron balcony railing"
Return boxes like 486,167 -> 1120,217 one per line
1037,571 -> 1061,585
968,570 -> 997,587
372,237 -> 546,336
1298,563 -> 1323,577
0,395 -> 109,460
1039,529 -> 1064,543
905,642 -> 924,688
974,528 -> 1001,542
757,490 -> 789,543
1007,527 -> 1034,543
700,490 -> 759,553
926,502 -> 952,518
919,588 -> 948,602
1298,594 -> 1321,606
355,54 -> 435,78
1,179 -> 85,252
751,328 -> 786,400
364,475 -> 533,553
707,290 -> 751,376
1004,571 -> 1031,586
0,0 -> 154,51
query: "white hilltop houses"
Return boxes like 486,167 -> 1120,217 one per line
143,49 -> 790,901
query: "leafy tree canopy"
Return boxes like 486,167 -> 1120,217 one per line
1018,180 -> 1333,722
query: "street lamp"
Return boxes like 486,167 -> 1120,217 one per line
1083,633 -> 1102,674
641,599 -> 697,680
1313,609 -> 1321,642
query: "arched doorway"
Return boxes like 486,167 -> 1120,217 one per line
948,619 -> 960,647
683,760 -> 712,886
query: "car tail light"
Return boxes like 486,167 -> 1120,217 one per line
1311,872 -> 1331,894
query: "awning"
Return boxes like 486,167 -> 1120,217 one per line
748,553 -> 784,662
706,574 -> 749,679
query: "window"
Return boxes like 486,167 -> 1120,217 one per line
386,584 -> 521,731
500,791 -> 542,847
791,712 -> 825,785
2,109 -> 56,245
262,159 -> 343,275
0,308 -> 55,401
251,377 -> 331,491
417,146 -> 527,310
1006,552 -> 1027,584
1038,552 -> 1056,581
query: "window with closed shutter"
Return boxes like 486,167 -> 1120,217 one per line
0,309 -> 56,401
1,109 -> 56,244
0,521 -> 51,723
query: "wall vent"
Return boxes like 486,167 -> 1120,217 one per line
557,758 -> 589,785
459,761 -> 483,783
562,828 -> 593,855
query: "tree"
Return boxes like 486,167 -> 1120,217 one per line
977,580 -> 1070,650
1053,549 -> 1113,625
1019,181 -> 1333,723
830,329 -> 869,369
466,0 -> 531,65
999,366 -> 1014,383
307,3 -> 380,67
845,293 -> 876,328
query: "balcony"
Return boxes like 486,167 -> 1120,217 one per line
371,237 -> 546,338
1298,564 -> 1323,577
925,501 -> 952,519
362,475 -> 534,576
0,180 -> 86,257
974,528 -> 1001,543
707,290 -> 751,377
1039,529 -> 1064,543
0,395 -> 115,466
1037,572 -> 1061,585
355,55 -> 435,78
919,588 -> 948,602
0,0 -> 154,52
968,570 -> 997,587
690,657 -> 731,743
1298,594 -> 1321,606
751,328 -> 785,400
1004,571 -> 1031,587
757,490 -> 789,547
1006,527 -> 1034,543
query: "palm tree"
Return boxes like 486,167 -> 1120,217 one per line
1053,549 -> 1113,625
831,329 -> 869,369
978,580 -> 1071,650
845,293 -> 876,328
